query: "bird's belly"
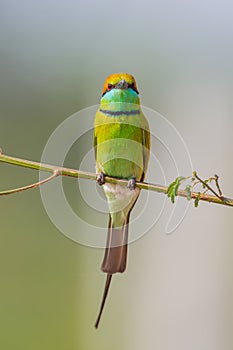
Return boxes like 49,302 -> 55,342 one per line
103,183 -> 140,221
96,138 -> 143,180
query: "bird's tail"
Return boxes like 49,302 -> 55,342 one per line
94,273 -> 112,329
102,214 -> 129,274
95,214 -> 130,328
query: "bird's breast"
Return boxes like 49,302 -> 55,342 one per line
96,124 -> 144,180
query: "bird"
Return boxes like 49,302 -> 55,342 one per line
94,73 -> 150,328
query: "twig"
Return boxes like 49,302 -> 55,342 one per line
193,171 -> 223,200
0,170 -> 61,196
214,174 -> 223,197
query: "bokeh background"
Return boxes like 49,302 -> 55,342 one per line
1,1 -> 233,349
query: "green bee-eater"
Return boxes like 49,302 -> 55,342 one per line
94,73 -> 150,328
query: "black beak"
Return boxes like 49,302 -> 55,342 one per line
115,79 -> 129,89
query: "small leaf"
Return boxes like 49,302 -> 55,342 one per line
185,185 -> 192,200
167,176 -> 186,204
167,182 -> 175,203
202,179 -> 208,189
194,192 -> 201,207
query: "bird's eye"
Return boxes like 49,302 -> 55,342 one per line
107,83 -> 113,90
128,82 -> 139,94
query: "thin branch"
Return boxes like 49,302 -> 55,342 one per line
0,152 -> 233,207
0,170 -> 61,196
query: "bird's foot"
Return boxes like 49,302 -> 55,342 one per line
127,177 -> 136,190
96,172 -> 105,186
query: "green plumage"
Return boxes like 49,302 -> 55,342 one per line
94,113 -> 150,180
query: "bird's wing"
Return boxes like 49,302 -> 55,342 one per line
141,120 -> 150,182
93,129 -> 97,161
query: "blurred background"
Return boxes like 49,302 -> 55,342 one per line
0,1 -> 233,349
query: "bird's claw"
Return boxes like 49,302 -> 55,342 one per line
127,177 -> 136,190
96,172 -> 105,186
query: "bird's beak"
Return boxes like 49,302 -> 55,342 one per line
115,79 -> 129,89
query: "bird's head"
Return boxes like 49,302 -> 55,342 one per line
101,73 -> 140,105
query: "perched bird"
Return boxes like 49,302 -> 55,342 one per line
94,73 -> 150,328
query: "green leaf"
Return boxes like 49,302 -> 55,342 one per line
167,176 -> 186,204
185,185 -> 192,200
194,192 -> 201,207
202,179 -> 208,189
